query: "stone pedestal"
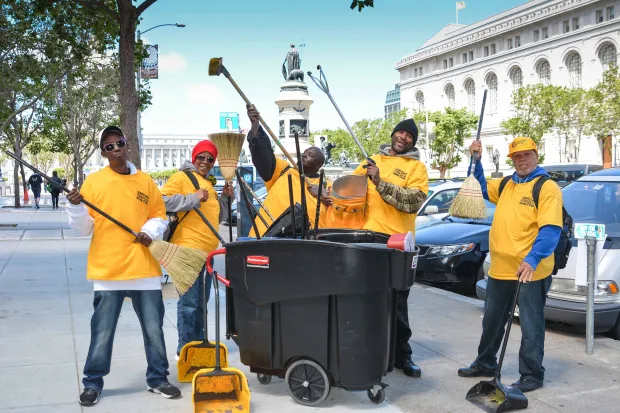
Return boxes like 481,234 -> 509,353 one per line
274,80 -> 314,162
491,171 -> 504,178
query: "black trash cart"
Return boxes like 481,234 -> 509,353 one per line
212,228 -> 419,406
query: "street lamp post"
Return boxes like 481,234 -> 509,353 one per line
137,23 -> 186,167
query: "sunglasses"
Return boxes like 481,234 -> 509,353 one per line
196,154 -> 215,163
103,138 -> 127,152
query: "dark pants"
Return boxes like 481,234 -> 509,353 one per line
395,288 -> 413,362
176,265 -> 212,354
472,276 -> 552,384
82,290 -> 170,391
51,191 -> 60,207
32,187 -> 41,199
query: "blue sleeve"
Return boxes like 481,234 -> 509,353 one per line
523,225 -> 562,270
467,158 -> 489,201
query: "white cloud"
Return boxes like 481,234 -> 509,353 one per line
186,83 -> 223,104
158,52 -> 187,73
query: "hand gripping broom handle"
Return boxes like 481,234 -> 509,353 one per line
5,150 -> 138,237
469,89 -> 488,176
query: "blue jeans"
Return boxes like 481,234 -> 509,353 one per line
82,290 -> 170,391
472,276 -> 552,384
176,265 -> 212,354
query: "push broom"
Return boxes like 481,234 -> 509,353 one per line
449,89 -> 488,220
4,150 -> 206,295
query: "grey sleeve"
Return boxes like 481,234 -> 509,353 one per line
163,193 -> 201,213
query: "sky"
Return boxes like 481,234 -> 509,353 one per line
139,0 -> 525,137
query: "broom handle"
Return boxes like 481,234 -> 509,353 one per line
193,207 -> 226,245
239,178 -> 274,221
496,280 -> 522,381
469,89 -> 488,176
314,170 -> 325,233
5,150 -> 139,237
234,170 -> 269,229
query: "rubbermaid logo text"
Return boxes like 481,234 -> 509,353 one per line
246,256 -> 270,268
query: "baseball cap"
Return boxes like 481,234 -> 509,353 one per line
100,126 -> 124,149
507,136 -> 537,158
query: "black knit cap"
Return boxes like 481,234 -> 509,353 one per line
391,118 -> 419,147
100,126 -> 124,149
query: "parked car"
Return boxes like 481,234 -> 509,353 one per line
416,181 -> 464,228
224,186 -> 268,226
414,200 -> 496,294
477,168 -> 620,340
542,163 -> 603,187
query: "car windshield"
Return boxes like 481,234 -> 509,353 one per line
563,181 -> 620,237
443,199 -> 496,225
208,167 -> 222,179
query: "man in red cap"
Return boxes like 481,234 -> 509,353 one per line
161,140 -> 234,359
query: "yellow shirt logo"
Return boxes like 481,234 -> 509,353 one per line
136,191 -> 149,205
393,168 -> 407,180
519,196 -> 535,208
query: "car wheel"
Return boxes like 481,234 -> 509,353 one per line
608,314 -> 620,341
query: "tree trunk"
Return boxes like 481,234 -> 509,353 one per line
13,161 -> 20,208
439,166 -> 447,179
117,0 -> 140,169
19,164 -> 27,203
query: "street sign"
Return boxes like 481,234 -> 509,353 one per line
219,112 -> 239,131
574,223 -> 606,241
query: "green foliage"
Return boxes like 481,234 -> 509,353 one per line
589,65 -> 620,141
350,0 -> 374,12
150,169 -> 178,183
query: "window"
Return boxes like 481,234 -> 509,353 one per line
534,30 -> 540,42
449,57 -> 454,68
567,53 -> 582,88
563,20 -> 570,33
572,17 -> 579,30
510,67 -> 523,91
463,53 -> 468,63
414,68 -> 418,77
599,43 -> 617,68
419,67 -> 423,76
537,60 -> 551,85
486,146 -> 494,162
486,73 -> 498,114
596,9 -> 604,23
423,189 -> 461,214
445,83 -> 455,108
484,46 -> 489,57
515,36 -> 521,47
443,59 -> 448,69
469,51 -> 474,61
607,6 -> 615,20
415,91 -> 425,111
542,27 -> 548,39
490,44 -> 496,55
465,79 -> 476,113
507,38 -> 513,49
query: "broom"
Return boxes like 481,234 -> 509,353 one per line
448,89 -> 488,220
208,132 -> 245,242
4,150 -> 206,295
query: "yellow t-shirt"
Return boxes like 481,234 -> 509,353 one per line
80,167 -> 166,281
306,175 -> 332,229
161,170 -> 220,252
353,154 -> 428,235
487,177 -> 563,281
250,158 -> 320,237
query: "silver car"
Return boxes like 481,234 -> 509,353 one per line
477,168 -> 620,340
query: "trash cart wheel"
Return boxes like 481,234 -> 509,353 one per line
257,373 -> 272,385
285,359 -> 331,406
367,388 -> 385,404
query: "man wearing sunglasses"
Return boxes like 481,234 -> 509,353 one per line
161,140 -> 234,359
246,104 -> 331,236
65,126 -> 181,406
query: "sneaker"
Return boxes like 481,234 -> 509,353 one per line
147,382 -> 181,399
79,388 -> 101,406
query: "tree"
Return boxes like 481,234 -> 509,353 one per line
553,87 -> 593,163
25,149 -> 55,175
350,0 -> 374,11
589,65 -> 620,160
428,108 -> 478,178
501,84 -> 556,164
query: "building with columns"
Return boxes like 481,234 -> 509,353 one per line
395,0 -> 619,178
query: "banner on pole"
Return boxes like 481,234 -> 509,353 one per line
456,1 -> 466,10
141,44 -> 159,79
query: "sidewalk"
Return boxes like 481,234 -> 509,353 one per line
1,208 -> 619,412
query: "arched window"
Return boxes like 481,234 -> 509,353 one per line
536,60 -> 551,85
599,43 -> 617,68
567,53 -> 582,88
509,67 -> 523,91
464,79 -> 475,113
415,91 -> 425,111
445,83 -> 455,108
486,73 -> 498,114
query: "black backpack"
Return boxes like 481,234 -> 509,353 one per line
498,175 -> 573,275
164,171 -> 201,242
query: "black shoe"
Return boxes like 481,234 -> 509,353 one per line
512,378 -> 543,393
79,388 -> 101,406
395,359 -> 422,378
147,382 -> 181,399
458,365 -> 496,378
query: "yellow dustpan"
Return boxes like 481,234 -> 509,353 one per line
177,266 -> 228,382
192,256 -> 250,412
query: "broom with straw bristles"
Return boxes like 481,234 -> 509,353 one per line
4,150 -> 206,295
207,132 -> 246,242
448,89 -> 488,220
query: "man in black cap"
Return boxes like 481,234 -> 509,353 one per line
353,118 -> 429,378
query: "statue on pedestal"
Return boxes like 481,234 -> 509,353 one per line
492,149 -> 500,173
282,44 -> 304,82
320,136 -> 336,165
